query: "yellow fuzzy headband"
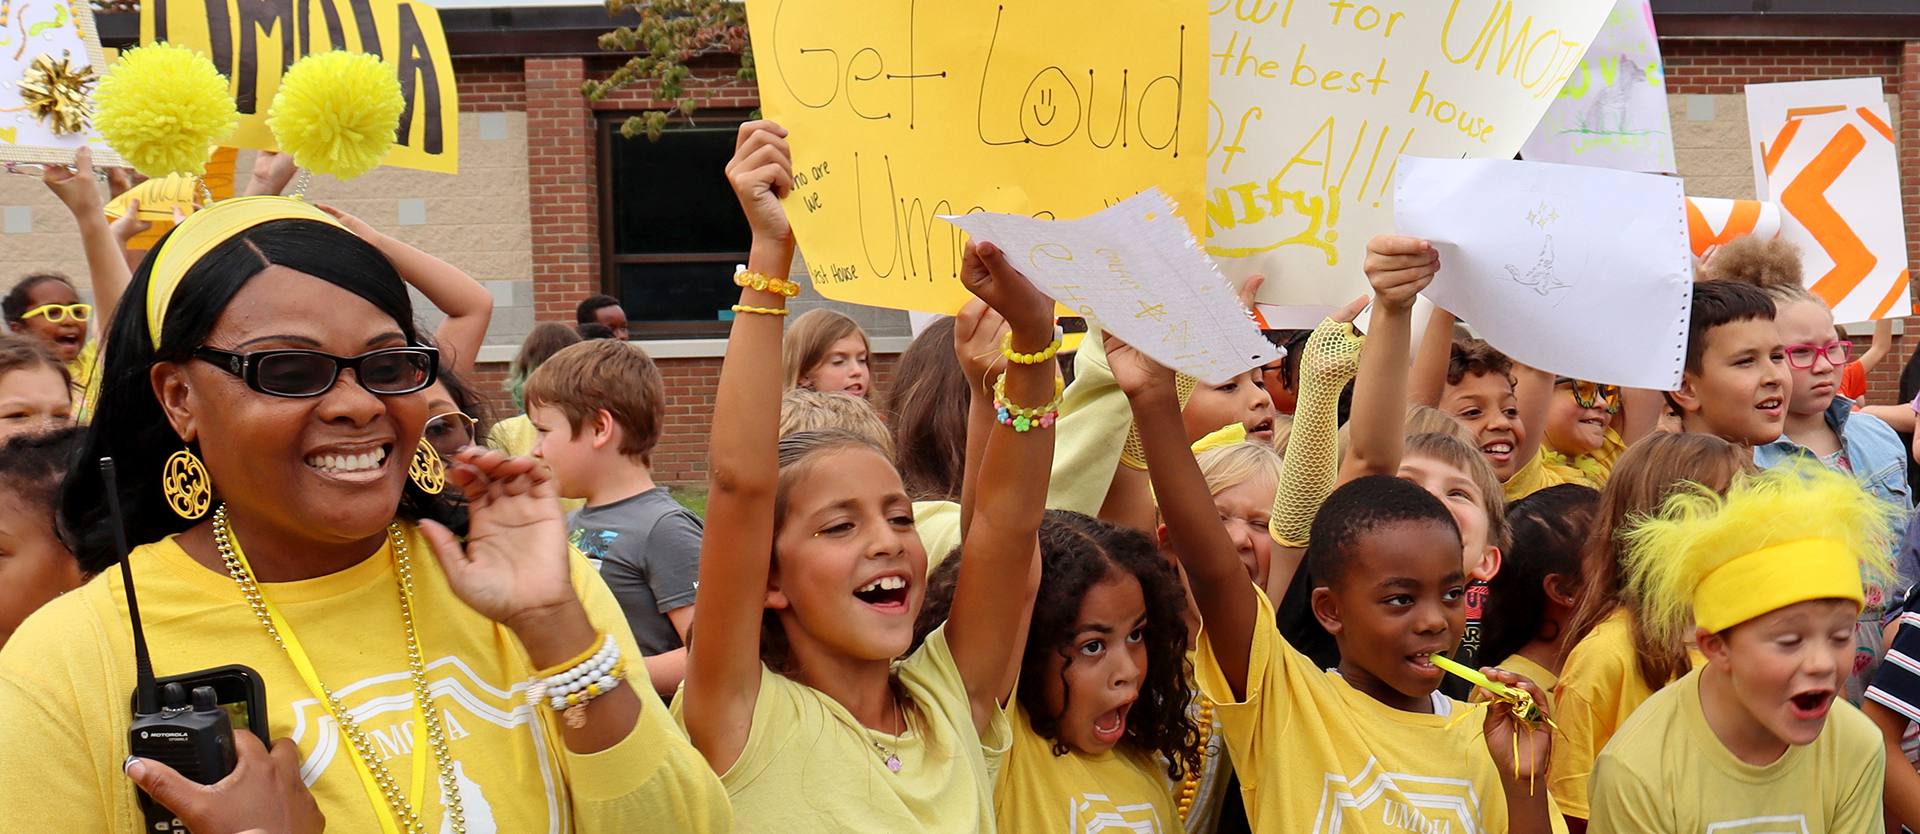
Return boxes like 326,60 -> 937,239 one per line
1623,463 -> 1898,640
146,196 -> 345,349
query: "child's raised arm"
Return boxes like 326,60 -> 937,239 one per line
946,243 -> 1058,733
1340,235 -> 1440,483
1113,338 -> 1259,697
41,148 -> 133,331
316,204 -> 495,375
682,120 -> 796,774
1410,306 -> 1456,408
1264,296 -> 1368,599
953,299 -> 1007,540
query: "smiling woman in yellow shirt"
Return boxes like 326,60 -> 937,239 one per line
0,198 -> 728,832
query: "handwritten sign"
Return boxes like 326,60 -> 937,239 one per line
1746,77 -> 1884,202
1520,0 -> 1673,173
0,1 -> 126,166
139,0 -> 458,174
1207,0 -> 1615,313
1685,196 -> 1779,258
942,189 -> 1276,385
745,0 -> 1208,314
1395,156 -> 1691,390
1764,105 -> 1911,322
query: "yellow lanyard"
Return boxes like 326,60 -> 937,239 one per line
225,528 -> 430,834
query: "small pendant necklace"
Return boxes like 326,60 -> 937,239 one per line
872,689 -> 904,773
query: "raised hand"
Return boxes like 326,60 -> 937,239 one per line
244,150 -> 300,197
312,203 -> 377,238
417,447 -> 572,628
109,198 -> 153,250
1237,273 -> 1266,311
125,730 -> 325,834
954,298 -> 1010,396
41,146 -> 104,220
959,241 -> 1053,339
1480,668 -> 1554,784
1106,332 -> 1176,402
1363,235 -> 1440,311
726,120 -> 795,247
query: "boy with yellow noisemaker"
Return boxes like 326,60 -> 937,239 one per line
1588,464 -> 1893,832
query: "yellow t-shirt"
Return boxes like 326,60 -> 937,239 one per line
1588,668 -> 1884,834
1549,608 -> 1705,820
1503,446 -> 1574,502
1541,428 -> 1625,490
914,500 -> 963,573
1472,653 -> 1560,713
679,625 -> 1011,832
69,338 -> 99,423
1195,587 -> 1519,834
994,700 -> 1177,833
0,524 -> 730,832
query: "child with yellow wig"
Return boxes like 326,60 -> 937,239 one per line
1587,465 -> 1895,832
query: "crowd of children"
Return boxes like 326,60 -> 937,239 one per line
1,116 -> 1918,834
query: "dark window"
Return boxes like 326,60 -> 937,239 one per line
598,113 -> 753,338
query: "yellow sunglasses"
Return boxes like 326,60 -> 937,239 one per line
21,303 -> 91,324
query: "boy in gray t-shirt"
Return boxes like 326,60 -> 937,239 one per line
524,339 -> 700,696
568,488 -> 702,657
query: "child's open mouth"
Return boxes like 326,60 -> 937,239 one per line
1407,653 -> 1444,679
853,574 -> 910,612
1788,689 -> 1833,720
1756,397 -> 1783,416
1248,417 -> 1274,440
1481,441 -> 1513,462
1091,702 -> 1131,744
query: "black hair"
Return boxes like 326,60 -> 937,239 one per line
1686,280 -> 1776,375
575,294 -> 622,325
912,510 -> 1200,779
0,424 -> 83,536
1276,329 -> 1311,391
1478,484 -> 1600,668
576,322 -> 617,341
3,274 -> 75,323
59,220 -> 455,575
1305,475 -> 1461,587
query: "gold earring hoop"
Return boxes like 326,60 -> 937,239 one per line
161,448 -> 212,520
409,437 -> 445,495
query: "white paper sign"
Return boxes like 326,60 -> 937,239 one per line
1394,156 -> 1692,390
1520,0 -> 1674,173
0,2 -> 125,166
1206,0 -> 1616,315
1745,77 -> 1885,201
1764,105 -> 1911,322
1685,196 -> 1781,257
942,189 -> 1278,385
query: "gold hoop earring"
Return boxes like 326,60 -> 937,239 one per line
409,438 -> 445,495
162,448 -> 212,520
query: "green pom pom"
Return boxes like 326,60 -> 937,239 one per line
268,51 -> 404,180
94,43 -> 238,179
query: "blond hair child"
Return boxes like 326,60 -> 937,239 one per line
784,308 -> 873,398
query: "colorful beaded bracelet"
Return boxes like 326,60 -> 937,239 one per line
734,269 -> 802,298
1000,331 -> 1063,365
992,374 -> 1065,432
732,304 -> 790,317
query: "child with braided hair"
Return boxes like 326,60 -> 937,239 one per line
1588,464 -> 1895,832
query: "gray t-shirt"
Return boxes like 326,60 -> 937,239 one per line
567,487 -> 703,657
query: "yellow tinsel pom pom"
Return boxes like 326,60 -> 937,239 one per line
93,43 -> 237,179
268,51 -> 403,181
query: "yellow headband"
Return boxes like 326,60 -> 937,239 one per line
1190,423 -> 1248,455
146,196 -> 346,349
1693,538 -> 1863,634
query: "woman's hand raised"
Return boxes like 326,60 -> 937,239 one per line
418,447 -> 573,629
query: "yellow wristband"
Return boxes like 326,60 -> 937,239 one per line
734,269 -> 802,298
1001,331 -> 1063,365
732,304 -> 790,317
531,633 -> 609,680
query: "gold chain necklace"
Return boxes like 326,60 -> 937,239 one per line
213,507 -> 466,834
1176,697 -> 1214,821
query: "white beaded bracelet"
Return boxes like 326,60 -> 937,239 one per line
525,634 -> 627,726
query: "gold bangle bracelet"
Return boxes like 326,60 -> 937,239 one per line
731,304 -> 789,317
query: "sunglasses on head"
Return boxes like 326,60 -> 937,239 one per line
193,346 -> 439,398
1554,377 -> 1621,413
22,302 -> 90,323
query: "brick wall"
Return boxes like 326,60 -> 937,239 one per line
1663,40 -> 1901,94
649,353 -> 902,484
456,56 -> 529,113
526,57 -> 601,322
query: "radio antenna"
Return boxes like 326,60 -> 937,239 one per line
101,458 -> 159,715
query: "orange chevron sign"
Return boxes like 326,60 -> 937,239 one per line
1762,104 -> 1911,321
1684,197 -> 1780,258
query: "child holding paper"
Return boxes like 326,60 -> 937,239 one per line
1587,464 -> 1893,833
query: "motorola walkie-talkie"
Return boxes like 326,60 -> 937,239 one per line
104,458 -> 263,832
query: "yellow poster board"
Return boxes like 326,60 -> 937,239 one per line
1207,0 -> 1615,315
139,0 -> 458,174
746,0 -> 1209,314
104,147 -> 239,250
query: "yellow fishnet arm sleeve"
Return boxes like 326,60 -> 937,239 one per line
1269,318 -> 1365,547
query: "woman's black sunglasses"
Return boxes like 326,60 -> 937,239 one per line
193,346 -> 439,398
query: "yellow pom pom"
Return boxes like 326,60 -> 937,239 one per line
268,51 -> 403,181
94,44 -> 237,179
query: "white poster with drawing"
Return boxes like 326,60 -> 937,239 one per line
942,189 -> 1278,385
1763,104 -> 1911,322
1745,77 -> 1885,201
1394,156 -> 1692,390
1520,0 -> 1674,173
1206,0 -> 1616,321
0,1 -> 125,165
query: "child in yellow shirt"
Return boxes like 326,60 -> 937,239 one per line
1113,278 -> 1555,834
1588,465 -> 1893,832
